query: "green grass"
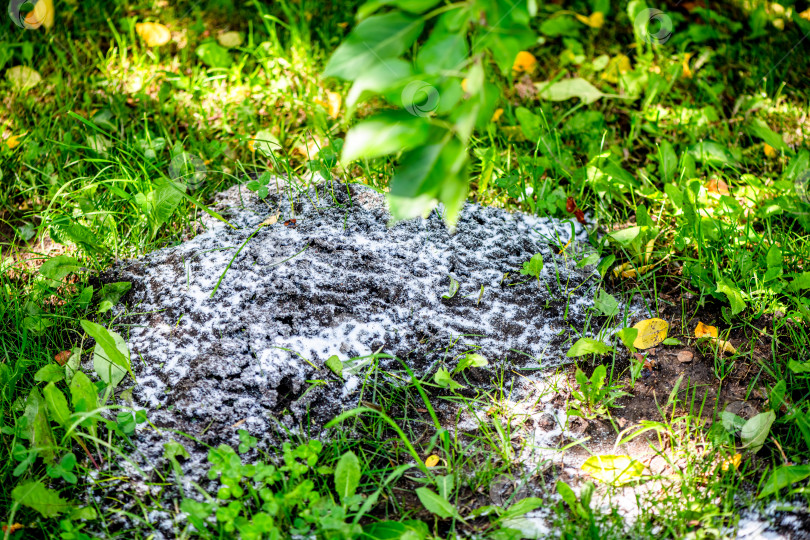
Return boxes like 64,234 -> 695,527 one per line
2,0 -> 810,536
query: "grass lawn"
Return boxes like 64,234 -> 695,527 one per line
2,0 -> 810,537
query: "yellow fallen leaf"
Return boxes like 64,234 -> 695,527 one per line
715,339 -> 736,355
25,0 -> 54,30
491,108 -> 504,122
707,178 -> 730,195
136,22 -> 171,47
720,453 -> 741,472
682,53 -> 694,78
1,523 -> 24,534
260,213 -> 279,226
632,318 -> 669,349
800,7 -> 810,21
217,31 -> 243,48
6,134 -> 24,149
644,238 -> 655,264
694,321 -> 718,339
575,12 -> 604,28
764,143 -> 777,158
600,54 -> 631,84
425,455 -> 440,468
612,256 -> 669,279
315,91 -> 342,119
512,51 -> 537,74
461,78 -> 469,93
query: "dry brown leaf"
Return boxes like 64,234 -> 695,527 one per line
677,350 -> 694,363
54,350 -> 72,366
694,321 -> 718,338
632,318 -> 669,349
136,22 -> 171,47
260,214 -> 279,226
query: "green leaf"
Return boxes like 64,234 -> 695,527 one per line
39,255 -> 81,284
442,276 -> 460,299
766,245 -> 782,269
453,353 -> 488,374
326,355 -> 344,378
501,497 -> 544,520
11,481 -> 70,518
81,320 -> 132,386
581,455 -> 645,485
556,480 -> 578,511
687,140 -> 737,166
147,181 -> 186,238
434,368 -> 464,390
566,337 -> 614,357
715,278 -> 746,315
335,450 -> 361,505
769,380 -> 786,412
195,41 -> 233,68
740,410 -> 775,454
43,382 -> 72,429
34,364 -> 65,383
64,347 -> 82,385
415,487 -> 458,519
788,272 -> 810,292
662,337 -> 682,345
537,78 -> 605,105
97,281 -> 131,313
341,112 -> 431,164
346,59 -> 413,108
658,141 -> 678,182
758,465 -> 810,499
616,327 -> 638,352
324,12 -> 424,80
788,359 -> 810,373
69,371 -> 99,435
416,31 -> 468,74
747,118 -> 789,152
519,254 -> 544,278
22,388 -> 55,463
164,440 -> 191,461
594,290 -> 619,317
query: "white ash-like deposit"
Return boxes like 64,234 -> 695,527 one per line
102,180 -> 608,518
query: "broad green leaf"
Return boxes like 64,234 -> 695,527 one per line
766,245 -> 782,269
758,465 -> 810,499
788,359 -> 810,373
326,355 -> 344,378
740,410 -> 775,454
608,226 -> 642,247
716,278 -> 746,315
536,78 -> 605,104
341,112 -> 431,164
147,181 -> 186,237
69,371 -> 99,436
566,337 -> 613,357
195,41 -> 232,68
11,481 -> 69,518
658,141 -> 678,182
453,353 -> 487,374
520,254 -> 544,278
164,440 -> 190,462
616,327 -> 638,352
416,32 -> 467,74
335,450 -> 361,504
22,388 -> 55,463
64,347 -> 82,385
687,141 -> 737,165
415,487 -> 458,519
501,497 -> 544,519
581,455 -> 645,485
556,480 -> 578,510
39,255 -> 80,283
769,380 -> 786,412
81,320 -> 132,386
97,281 -> 132,313
346,59 -> 413,108
324,12 -> 424,80
43,382 -> 71,429
358,0 -> 442,19
594,290 -> 619,317
434,368 -> 464,390
6,65 -> 41,91
747,118 -> 789,152
34,363 -> 64,383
